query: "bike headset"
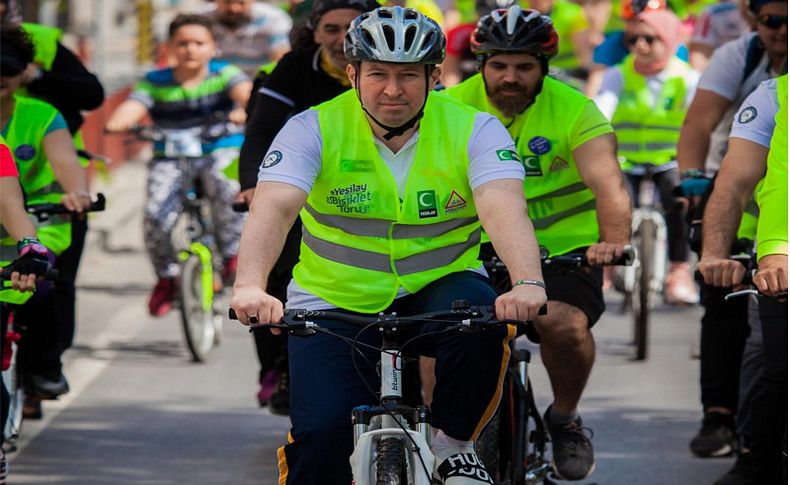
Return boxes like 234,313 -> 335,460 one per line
343,6 -> 446,140
470,6 -> 559,115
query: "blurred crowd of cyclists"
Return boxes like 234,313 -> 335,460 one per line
0,0 -> 786,483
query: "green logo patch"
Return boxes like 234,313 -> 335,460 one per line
496,149 -> 520,162
523,155 -> 543,176
340,159 -> 374,172
417,190 -> 438,219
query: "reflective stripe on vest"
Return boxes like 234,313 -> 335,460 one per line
446,75 -> 603,256
302,225 -> 482,275
293,90 -> 482,313
611,56 -> 691,167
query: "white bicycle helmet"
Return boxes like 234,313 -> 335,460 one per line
344,6 -> 446,65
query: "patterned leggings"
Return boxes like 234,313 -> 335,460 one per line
144,149 -> 243,278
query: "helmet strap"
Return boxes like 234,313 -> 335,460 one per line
355,64 -> 431,141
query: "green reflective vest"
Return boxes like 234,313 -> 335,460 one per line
756,75 -> 788,260
611,55 -> 691,168
293,90 -> 483,313
0,134 -> 33,305
446,74 -> 602,256
21,23 -> 62,71
0,96 -> 72,262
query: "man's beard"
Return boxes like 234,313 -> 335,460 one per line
219,13 -> 252,29
486,81 -> 535,118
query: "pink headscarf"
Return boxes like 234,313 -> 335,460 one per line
631,10 -> 683,76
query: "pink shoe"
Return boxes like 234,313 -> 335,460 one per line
148,277 -> 177,316
257,370 -> 279,407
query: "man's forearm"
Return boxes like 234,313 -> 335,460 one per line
677,121 -> 712,173
595,189 -> 631,244
235,198 -> 297,290
477,183 -> 544,282
702,185 -> 749,258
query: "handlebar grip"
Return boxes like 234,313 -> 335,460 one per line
617,245 -> 636,266
232,202 -> 249,213
229,308 -> 238,320
538,304 -> 547,316
0,267 -> 59,281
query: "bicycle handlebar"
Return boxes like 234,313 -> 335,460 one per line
228,301 -> 547,333
0,267 -> 59,282
232,201 -> 249,213
486,245 -> 636,272
26,193 -> 106,222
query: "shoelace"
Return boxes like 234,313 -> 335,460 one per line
552,424 -> 594,454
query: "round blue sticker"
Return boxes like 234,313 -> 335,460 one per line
528,136 -> 551,155
14,144 -> 36,161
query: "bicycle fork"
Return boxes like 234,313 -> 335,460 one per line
350,347 -> 435,485
512,348 -> 551,484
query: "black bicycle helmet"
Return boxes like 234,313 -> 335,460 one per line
308,0 -> 381,29
344,6 -> 446,64
471,6 -> 559,61
475,0 -> 518,16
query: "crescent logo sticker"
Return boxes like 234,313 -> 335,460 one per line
261,150 -> 282,168
737,107 -> 757,124
417,190 -> 437,219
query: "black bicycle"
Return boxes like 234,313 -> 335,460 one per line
230,301 -> 542,485
478,246 -> 634,484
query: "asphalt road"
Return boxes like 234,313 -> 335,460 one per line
6,162 -> 735,485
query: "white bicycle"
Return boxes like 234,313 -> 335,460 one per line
230,302 -> 531,484
618,163 -> 670,360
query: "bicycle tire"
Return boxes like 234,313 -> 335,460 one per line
376,437 -> 408,485
179,254 -> 216,362
634,220 -> 656,361
477,407 -> 505,482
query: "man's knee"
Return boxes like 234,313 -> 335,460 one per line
534,302 -> 590,349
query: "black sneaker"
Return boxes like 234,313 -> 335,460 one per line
544,407 -> 595,480
268,370 -> 290,416
689,412 -> 736,458
27,372 -> 69,400
714,452 -> 754,485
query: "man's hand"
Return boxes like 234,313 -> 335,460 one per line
585,242 -> 625,266
495,283 -> 547,322
754,255 -> 788,297
60,191 -> 92,212
230,285 -> 284,334
697,256 -> 747,288
235,188 -> 255,207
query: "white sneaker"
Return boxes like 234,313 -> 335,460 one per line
433,446 -> 494,485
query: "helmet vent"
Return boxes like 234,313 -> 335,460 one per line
404,25 -> 417,51
383,24 -> 396,51
404,9 -> 419,19
378,8 -> 393,18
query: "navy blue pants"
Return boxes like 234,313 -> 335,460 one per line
279,271 -> 513,485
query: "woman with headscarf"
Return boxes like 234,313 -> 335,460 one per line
594,9 -> 700,304
235,0 -> 380,414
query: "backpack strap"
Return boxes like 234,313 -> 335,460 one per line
742,35 -> 765,83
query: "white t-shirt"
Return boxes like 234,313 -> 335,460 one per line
594,62 -> 700,120
696,33 -> 778,173
691,1 -> 750,50
257,107 -> 524,310
729,78 -> 779,149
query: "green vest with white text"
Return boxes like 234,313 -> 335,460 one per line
612,55 -> 691,168
447,74 -> 602,256
293,90 -> 483,313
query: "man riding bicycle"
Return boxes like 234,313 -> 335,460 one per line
230,6 -> 547,484
445,6 -> 631,480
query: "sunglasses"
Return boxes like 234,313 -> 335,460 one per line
624,34 -> 658,46
757,14 -> 788,29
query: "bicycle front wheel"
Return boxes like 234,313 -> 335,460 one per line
376,437 -> 408,485
633,220 -> 656,361
179,254 -> 216,362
